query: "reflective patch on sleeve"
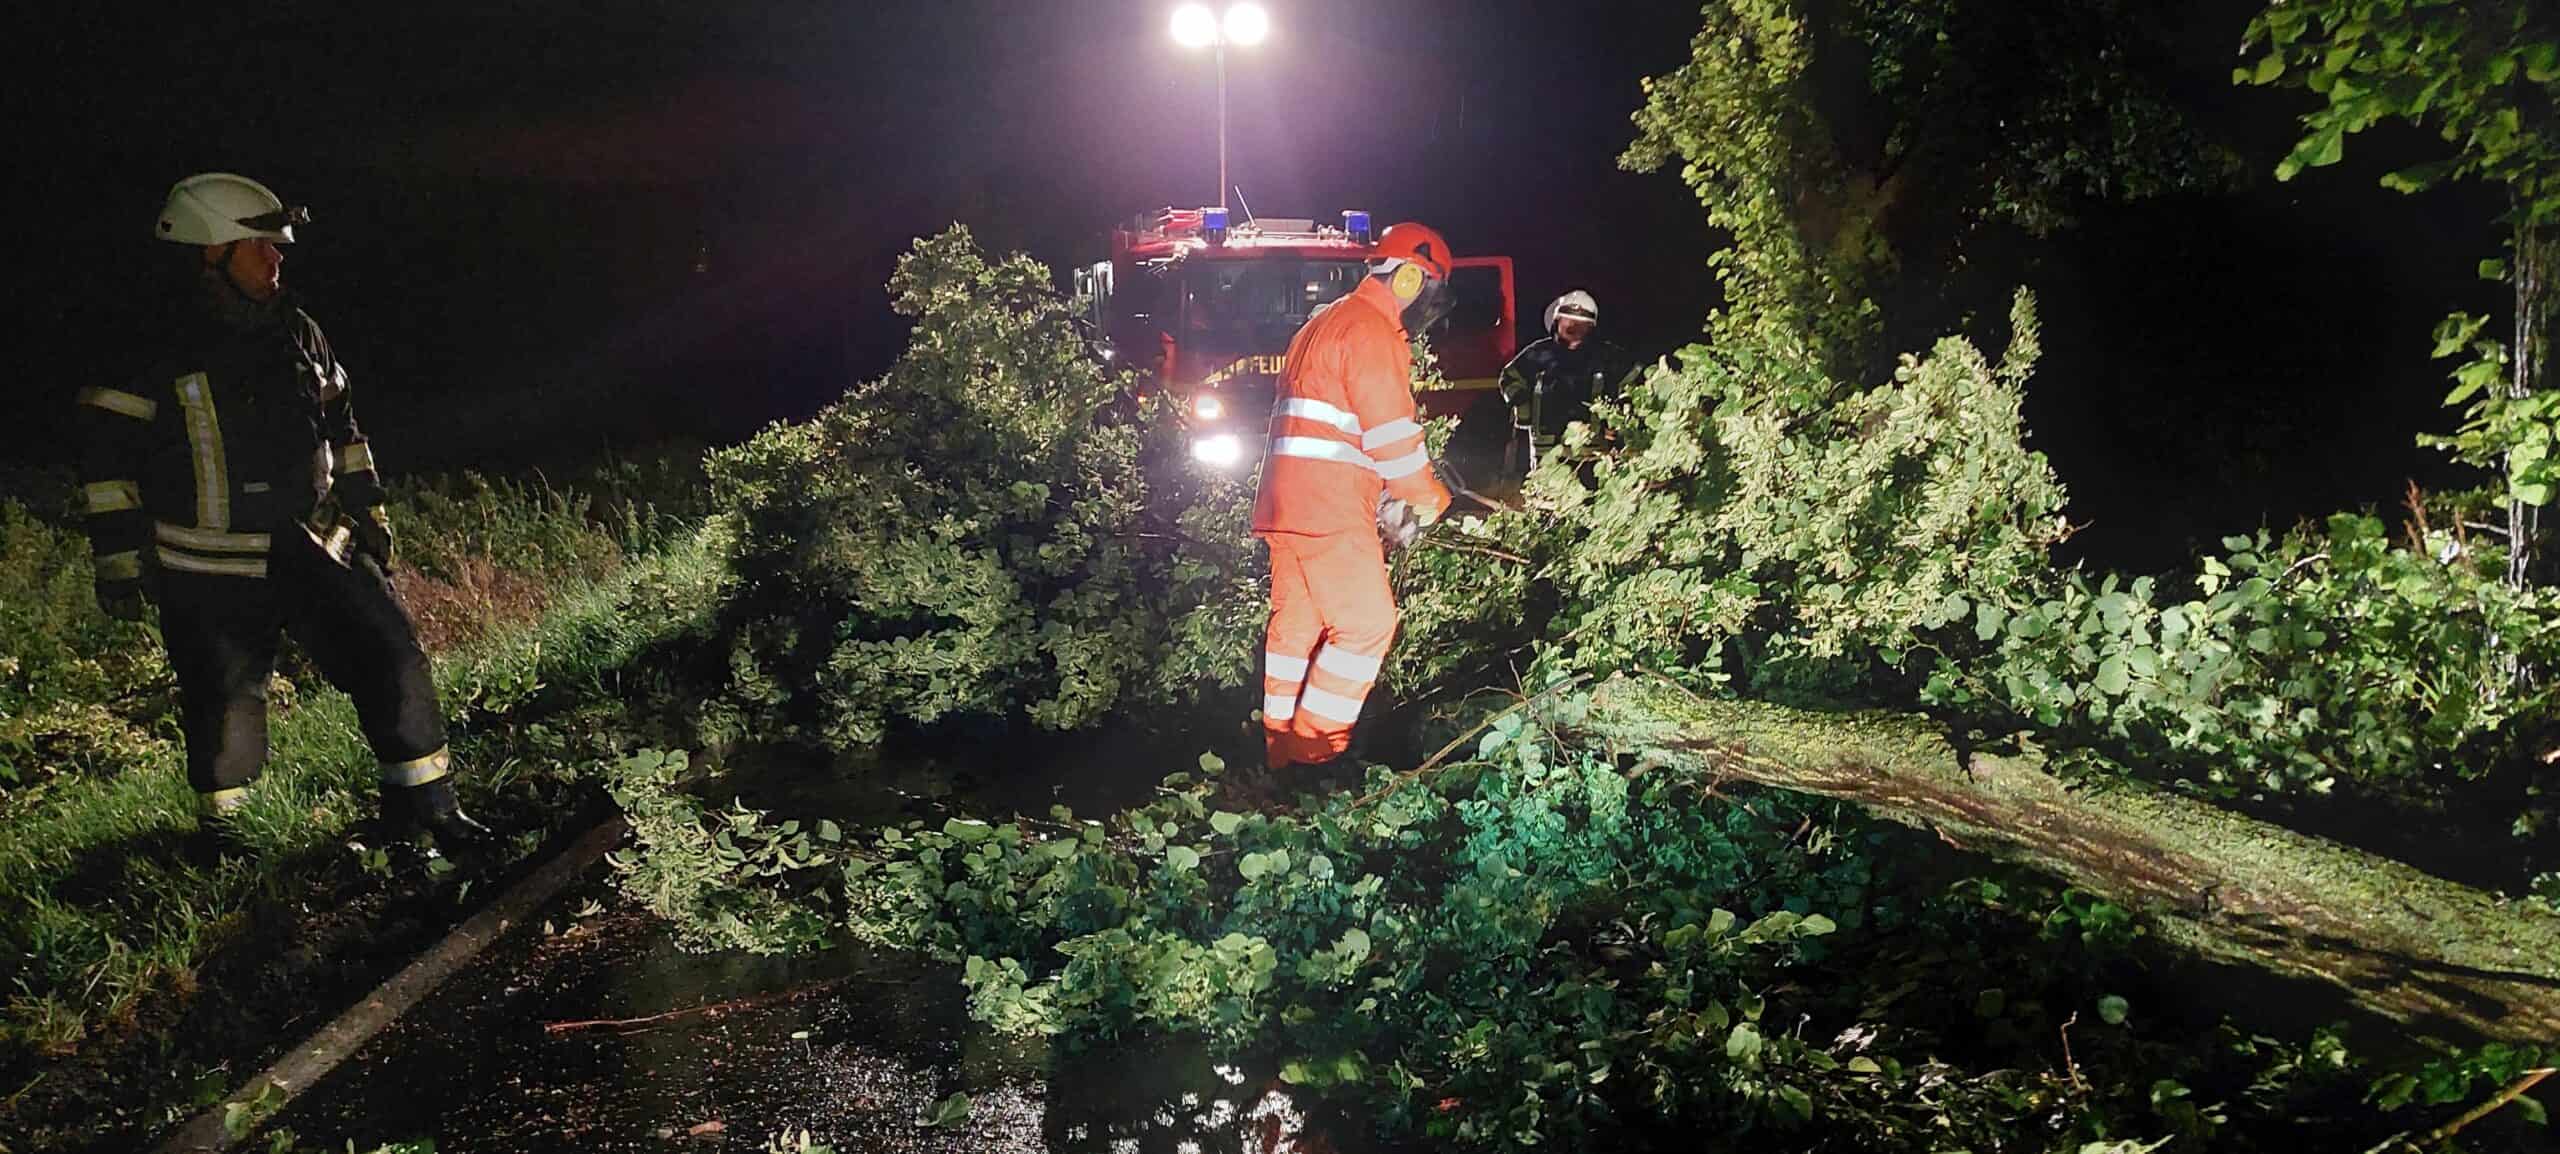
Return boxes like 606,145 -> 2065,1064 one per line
336,442 -> 376,475
94,549 -> 143,582
1374,448 -> 1430,479
84,480 -> 142,514
1360,418 -> 1422,451
77,386 -> 159,421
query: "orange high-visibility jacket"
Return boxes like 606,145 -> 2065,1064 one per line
1251,276 -> 1453,535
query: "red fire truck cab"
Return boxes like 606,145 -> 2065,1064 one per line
1075,207 -> 1516,470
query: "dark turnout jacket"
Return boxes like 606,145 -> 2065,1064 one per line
1497,334 -> 1633,446
76,292 -> 387,585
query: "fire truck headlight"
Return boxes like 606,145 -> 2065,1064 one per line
1191,433 -> 1244,469
1194,394 -> 1225,420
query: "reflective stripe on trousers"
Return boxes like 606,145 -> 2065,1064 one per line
1259,530 -> 1397,768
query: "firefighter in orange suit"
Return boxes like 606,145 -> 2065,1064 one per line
1251,222 -> 1458,769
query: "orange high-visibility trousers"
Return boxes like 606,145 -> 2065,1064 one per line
1261,530 -> 1396,768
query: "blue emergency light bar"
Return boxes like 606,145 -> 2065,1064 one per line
1203,206 -> 1230,244
1342,210 -> 1371,243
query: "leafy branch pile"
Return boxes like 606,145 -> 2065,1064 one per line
700,227 -> 1258,748
607,698 -> 2516,1151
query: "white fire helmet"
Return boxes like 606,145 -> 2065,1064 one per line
1543,290 -> 1599,335
156,173 -> 307,246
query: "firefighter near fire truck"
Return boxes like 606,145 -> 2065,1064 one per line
1252,222 -> 1458,773
1496,289 -> 1633,477
76,173 -> 485,857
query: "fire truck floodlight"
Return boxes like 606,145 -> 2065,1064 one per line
1171,4 -> 1219,48
1224,3 -> 1270,46
1194,394 -> 1226,419
1191,432 -> 1245,469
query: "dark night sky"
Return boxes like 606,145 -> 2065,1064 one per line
11,0 -> 2510,570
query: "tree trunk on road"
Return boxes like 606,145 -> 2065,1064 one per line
1582,676 -> 2560,1046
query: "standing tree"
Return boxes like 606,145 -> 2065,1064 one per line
2241,0 -> 2560,587
1624,0 -> 2242,379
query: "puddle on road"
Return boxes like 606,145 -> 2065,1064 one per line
265,731 -> 1364,1153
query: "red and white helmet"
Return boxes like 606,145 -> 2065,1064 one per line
156,173 -> 307,245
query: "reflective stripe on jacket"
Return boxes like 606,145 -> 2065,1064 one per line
1251,276 -> 1452,536
75,300 -> 385,582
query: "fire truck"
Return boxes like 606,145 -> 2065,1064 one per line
1074,207 -> 1516,470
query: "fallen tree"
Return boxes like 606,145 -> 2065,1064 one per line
1582,675 -> 2560,1045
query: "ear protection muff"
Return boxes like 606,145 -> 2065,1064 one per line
1390,262 -> 1425,301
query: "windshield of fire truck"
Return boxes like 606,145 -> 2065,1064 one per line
1177,259 -> 1368,357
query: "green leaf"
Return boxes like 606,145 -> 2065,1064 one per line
2094,655 -> 2131,696
1724,1022 -> 1764,1063
1167,845 -> 1200,871
2480,258 -> 2511,281
1975,988 -> 2007,1017
1798,913 -> 1837,936
2514,1093 -> 2547,1126
1198,750 -> 1226,774
1209,811 -> 1244,836
1706,908 -> 1737,938
2098,994 -> 2130,1025
2251,53 -> 2285,84
1238,851 -> 1270,880
943,818 -> 992,843
1846,1056 -> 1883,1074
920,1091 -> 973,1128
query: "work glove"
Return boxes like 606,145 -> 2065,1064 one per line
1377,494 -> 1424,554
97,580 -> 148,623
351,506 -> 397,571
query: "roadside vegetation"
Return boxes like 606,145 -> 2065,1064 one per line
0,458 -> 726,1150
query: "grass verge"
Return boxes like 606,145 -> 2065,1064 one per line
0,472 -> 732,1150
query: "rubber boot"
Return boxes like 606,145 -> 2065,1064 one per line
385,777 -> 491,845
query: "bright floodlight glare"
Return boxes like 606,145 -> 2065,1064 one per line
1191,432 -> 1244,468
1170,4 -> 1220,48
1223,2 -> 1271,46
1194,394 -> 1226,419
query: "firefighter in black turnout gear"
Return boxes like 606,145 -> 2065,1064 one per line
78,173 -> 484,855
1496,290 -> 1631,477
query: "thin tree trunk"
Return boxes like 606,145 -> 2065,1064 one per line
2507,211 -> 2543,591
